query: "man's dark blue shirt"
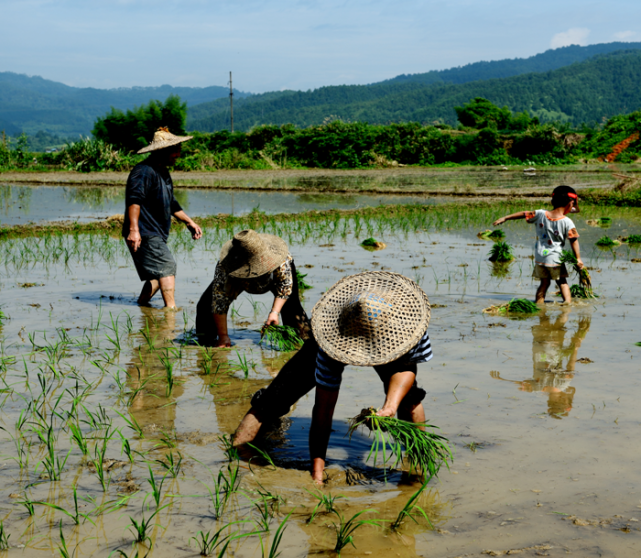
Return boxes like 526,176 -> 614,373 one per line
123,159 -> 182,241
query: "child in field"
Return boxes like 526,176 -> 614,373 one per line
493,185 -> 583,304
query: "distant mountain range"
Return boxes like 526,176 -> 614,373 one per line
0,73 -> 249,136
2,41 -> 641,137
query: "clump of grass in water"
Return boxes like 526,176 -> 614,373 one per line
483,298 -> 540,315
360,237 -> 386,250
488,241 -> 514,262
296,270 -> 312,291
595,235 -> 620,247
260,325 -> 303,352
478,229 -> 505,240
626,234 -> 641,243
348,408 -> 452,478
391,476 -> 434,531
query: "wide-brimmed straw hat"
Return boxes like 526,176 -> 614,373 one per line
312,271 -> 430,367
219,230 -> 289,278
137,126 -> 193,154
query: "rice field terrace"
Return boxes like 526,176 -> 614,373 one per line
0,198 -> 640,557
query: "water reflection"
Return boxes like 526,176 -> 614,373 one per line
491,307 -> 591,418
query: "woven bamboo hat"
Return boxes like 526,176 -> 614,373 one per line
312,271 -> 430,366
137,126 -> 193,154
219,230 -> 289,278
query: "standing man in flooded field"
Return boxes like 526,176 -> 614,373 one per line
123,127 -> 202,308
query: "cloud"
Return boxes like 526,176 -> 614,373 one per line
613,30 -> 638,41
550,28 -> 590,49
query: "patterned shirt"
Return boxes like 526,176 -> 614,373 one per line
315,330 -> 433,391
209,254 -> 294,314
525,210 -> 579,267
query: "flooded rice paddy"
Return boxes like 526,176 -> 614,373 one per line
0,200 -> 640,557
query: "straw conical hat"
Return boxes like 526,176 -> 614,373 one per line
219,230 -> 289,278
137,126 -> 193,154
312,271 -> 430,366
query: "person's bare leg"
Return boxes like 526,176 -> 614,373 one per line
138,279 -> 160,305
232,408 -> 264,447
159,276 -> 176,308
398,401 -> 426,431
535,278 -> 551,304
557,278 -> 572,303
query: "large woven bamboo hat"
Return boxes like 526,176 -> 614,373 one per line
137,126 -> 193,154
312,271 -> 430,366
219,229 -> 289,278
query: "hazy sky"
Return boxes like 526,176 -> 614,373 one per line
1,0 -> 640,92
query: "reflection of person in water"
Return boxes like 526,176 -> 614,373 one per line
490,308 -> 590,418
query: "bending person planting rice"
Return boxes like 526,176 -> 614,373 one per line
308,271 -> 433,483
123,127 -> 202,308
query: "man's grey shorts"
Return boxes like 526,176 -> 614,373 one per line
128,236 -> 177,281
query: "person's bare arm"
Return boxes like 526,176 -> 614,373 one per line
570,238 -> 584,268
213,314 -> 231,347
264,297 -> 287,327
173,210 -> 203,240
310,386 -> 340,483
493,211 -> 529,226
126,204 -> 142,251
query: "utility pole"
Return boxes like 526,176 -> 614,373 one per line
229,71 -> 234,133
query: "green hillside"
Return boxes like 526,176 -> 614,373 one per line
382,42 -> 641,85
0,72 -> 249,136
187,50 -> 641,131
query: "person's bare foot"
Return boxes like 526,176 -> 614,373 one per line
232,409 -> 263,447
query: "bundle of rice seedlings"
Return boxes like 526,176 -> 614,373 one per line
599,217 -> 612,225
488,241 -> 514,262
296,270 -> 312,291
348,408 -> 453,478
478,229 -> 505,240
626,234 -> 641,243
360,237 -> 386,250
483,298 -> 540,315
595,236 -> 620,247
560,250 -> 597,298
260,325 -> 304,352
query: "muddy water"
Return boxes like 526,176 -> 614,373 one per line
0,209 -> 640,557
0,184 -> 448,225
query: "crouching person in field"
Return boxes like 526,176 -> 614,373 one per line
308,271 -> 433,483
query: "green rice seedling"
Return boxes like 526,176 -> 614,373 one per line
220,434 -> 240,462
598,216 -> 612,227
17,495 -> 36,516
306,490 -> 345,524
105,313 -> 122,351
0,521 -> 9,551
595,235 -> 620,247
261,510 -> 293,558
254,483 -> 285,516
115,410 -> 145,438
156,451 -> 182,478
145,465 -> 166,508
260,326 -> 303,352
560,250 -> 595,296
360,237 -> 386,250
247,296 -> 266,313
627,234 -> 641,243
202,463 -> 241,519
38,426 -> 70,481
507,298 -> 540,314
117,429 -> 135,463
57,520 -> 77,558
296,270 -> 312,291
247,444 -> 277,472
156,428 -> 178,449
190,521 -> 254,557
488,241 -> 514,262
159,351 -> 175,397
390,476 -> 434,530
570,284 -> 599,299
127,505 -> 167,547
1,426 -> 31,469
233,350 -> 255,379
0,308 -> 8,328
348,408 -> 453,478
91,432 -> 112,492
68,421 -> 89,456
35,485 -> 95,525
331,509 -> 380,557
253,496 -> 272,532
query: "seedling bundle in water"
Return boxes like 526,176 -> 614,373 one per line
260,325 -> 303,352
478,229 -> 505,240
488,241 -> 514,262
595,235 -> 620,247
483,298 -> 540,315
560,250 -> 597,299
296,270 -> 312,291
360,237 -> 386,250
348,408 -> 452,479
